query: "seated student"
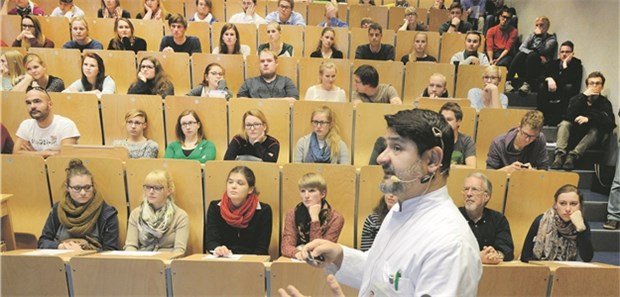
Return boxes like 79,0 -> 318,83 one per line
136,0 -> 171,20
14,87 -> 80,158
551,72 -> 615,170
304,61 -> 346,102
264,0 -> 305,26
237,49 -> 298,101
159,14 -> 202,55
63,53 -> 116,96
224,109 -> 280,162
485,8 -> 517,68
439,2 -> 473,35
212,23 -> 251,59
12,53 -> 65,92
50,0 -> 84,19
360,193 -> 397,251
460,173 -> 514,264
128,56 -> 175,98
400,32 -> 437,64
164,109 -> 215,164
360,17 -> 373,29
439,102 -> 476,167
467,65 -> 508,111
450,31 -> 490,66
317,2 -> 347,28
1,124 -> 14,154
228,0 -> 266,25
351,64 -> 402,104
294,106 -> 350,164
537,41 -> 582,126
12,15 -> 55,48
281,172 -> 344,258
422,73 -> 449,98
186,63 -> 232,99
398,7 -> 429,32
112,109 -> 159,159
107,18 -> 147,53
205,166 -> 273,256
521,184 -> 593,262
38,159 -> 119,251
258,22 -> 294,57
0,51 -> 25,91
310,27 -> 344,59
9,0 -> 45,16
62,17 -> 104,52
368,136 -> 385,165
486,110 -> 549,172
355,23 -> 395,61
125,169 -> 189,254
461,0 -> 486,30
98,0 -> 131,18
505,16 -> 557,94
431,0 -> 446,9
188,0 -> 217,23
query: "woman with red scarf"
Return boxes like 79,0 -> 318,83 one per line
205,166 -> 273,256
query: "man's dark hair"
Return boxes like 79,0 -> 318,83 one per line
168,13 -> 188,28
385,109 -> 454,174
448,2 -> 463,12
368,22 -> 383,34
500,7 -> 512,17
354,64 -> 379,88
439,102 -> 463,122
585,71 -> 605,86
561,40 -> 574,51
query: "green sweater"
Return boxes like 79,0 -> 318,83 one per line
164,139 -> 216,164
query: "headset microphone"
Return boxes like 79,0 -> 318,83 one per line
390,174 -> 433,184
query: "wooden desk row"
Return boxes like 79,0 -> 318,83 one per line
2,249 -> 618,297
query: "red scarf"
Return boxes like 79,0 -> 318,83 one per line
219,192 -> 259,228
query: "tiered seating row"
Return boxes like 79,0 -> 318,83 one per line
1,154 -> 579,259
3,91 -> 518,167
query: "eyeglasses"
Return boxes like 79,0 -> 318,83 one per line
483,76 -> 499,80
22,24 -> 35,29
278,4 -> 292,9
499,14 -> 511,19
587,81 -> 603,86
180,121 -> 198,127
68,184 -> 93,193
311,120 -> 331,127
140,65 -> 155,70
245,123 -> 263,129
143,185 -> 164,192
462,187 -> 486,195
126,120 -> 144,126
520,129 -> 539,140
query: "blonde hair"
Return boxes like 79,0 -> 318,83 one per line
318,61 -> 337,83
404,7 -> 417,15
535,16 -> 550,29
143,169 -> 175,201
520,110 -> 544,131
430,73 -> 447,87
483,65 -> 502,81
70,16 -> 90,36
240,109 -> 269,140
311,106 -> 342,161
298,172 -> 327,193
124,108 -> 148,123
2,50 -> 25,86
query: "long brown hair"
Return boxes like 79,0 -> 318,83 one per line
109,18 -> 135,50
132,56 -> 173,96
20,15 -> 46,48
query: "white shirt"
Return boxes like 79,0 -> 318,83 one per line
16,114 -> 80,151
212,44 -> 251,59
50,5 -> 85,18
335,186 -> 482,296
228,12 -> 266,25
304,85 -> 346,102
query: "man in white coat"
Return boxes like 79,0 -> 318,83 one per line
281,108 -> 482,297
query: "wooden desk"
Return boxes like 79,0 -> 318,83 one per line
0,194 -> 16,250
170,253 -> 270,297
530,261 -> 620,297
478,261 -> 550,297
70,251 -> 183,297
0,249 -> 94,297
269,257 -> 359,297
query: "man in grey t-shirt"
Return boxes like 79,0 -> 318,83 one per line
351,64 -> 401,104
237,49 -> 298,102
440,102 -> 476,167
